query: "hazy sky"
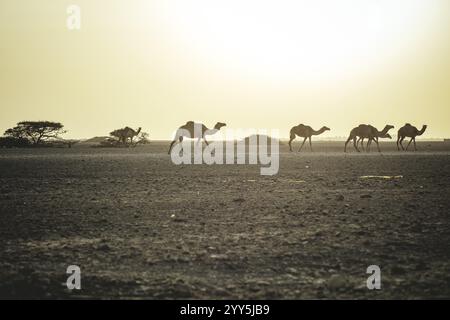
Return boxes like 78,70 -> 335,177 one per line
1,0 -> 449,139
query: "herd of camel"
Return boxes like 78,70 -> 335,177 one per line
167,121 -> 427,153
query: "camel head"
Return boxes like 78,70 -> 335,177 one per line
418,125 -> 427,135
321,126 -> 331,132
214,122 -> 227,130
381,125 -> 394,134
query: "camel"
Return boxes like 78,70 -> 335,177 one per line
121,127 -> 141,144
356,125 -> 394,151
110,127 -> 141,145
168,121 -> 226,154
288,124 -> 330,152
344,124 -> 394,152
397,124 -> 427,151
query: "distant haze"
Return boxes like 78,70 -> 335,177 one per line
1,0 -> 449,140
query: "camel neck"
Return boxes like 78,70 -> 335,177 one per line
312,128 -> 325,135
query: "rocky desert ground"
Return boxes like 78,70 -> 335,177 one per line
0,141 -> 449,299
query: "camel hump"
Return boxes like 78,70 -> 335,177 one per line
186,121 -> 194,125
405,123 -> 411,127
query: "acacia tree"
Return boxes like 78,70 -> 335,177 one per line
137,132 -> 150,145
4,121 -> 66,145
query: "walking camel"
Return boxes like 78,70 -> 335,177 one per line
288,124 -> 330,152
168,121 -> 226,154
110,127 -> 141,145
345,124 -> 394,152
121,127 -> 141,144
356,125 -> 393,151
397,124 -> 427,151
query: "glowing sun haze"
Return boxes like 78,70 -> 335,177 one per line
0,0 -> 449,139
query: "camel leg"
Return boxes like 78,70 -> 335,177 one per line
358,137 -> 364,151
413,138 -> 417,151
344,136 -> 353,152
168,140 -> 176,154
288,133 -> 296,152
399,137 -> 405,150
374,137 -> 381,152
397,136 -> 401,151
353,137 -> 360,152
169,135 -> 184,154
309,137 -> 313,152
298,137 -> 307,152
367,137 -> 376,152
406,138 -> 413,150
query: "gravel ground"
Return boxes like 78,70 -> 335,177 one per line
0,141 -> 449,299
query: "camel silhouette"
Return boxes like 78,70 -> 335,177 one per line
345,124 -> 394,153
397,123 -> 427,151
110,127 -> 141,145
288,124 -> 330,152
122,127 -> 141,144
356,125 -> 394,152
168,121 -> 226,154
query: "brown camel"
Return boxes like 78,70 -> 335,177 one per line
110,127 -> 141,145
121,127 -> 141,144
357,125 -> 394,151
288,124 -> 330,152
168,121 -> 226,154
397,123 -> 427,151
345,124 -> 394,152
